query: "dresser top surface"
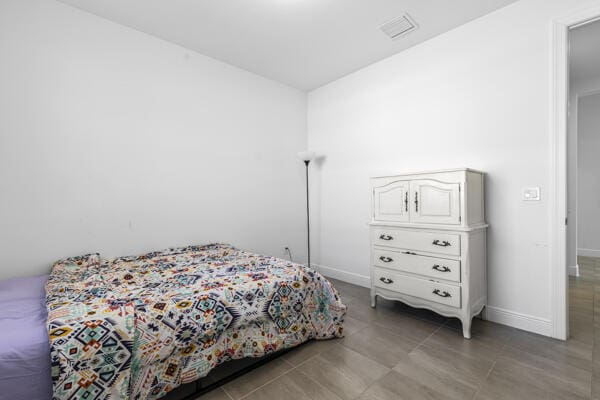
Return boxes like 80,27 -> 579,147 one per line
370,168 -> 485,179
369,221 -> 489,232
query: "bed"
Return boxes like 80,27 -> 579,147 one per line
46,243 -> 346,400
0,274 -> 53,400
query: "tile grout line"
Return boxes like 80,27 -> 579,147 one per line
220,386 -> 234,400
345,322 -> 369,339
470,359 -> 497,400
353,370 -> 392,400
388,321 -> 445,369
235,367 -> 298,400
413,322 -> 445,351
235,351 -> 324,400
298,368 -> 348,398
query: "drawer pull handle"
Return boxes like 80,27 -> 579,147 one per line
379,256 -> 393,263
432,265 -> 451,272
432,289 -> 451,298
414,192 -> 419,212
379,277 -> 394,284
404,192 -> 408,212
432,240 -> 451,247
379,234 -> 393,241
402,251 -> 417,256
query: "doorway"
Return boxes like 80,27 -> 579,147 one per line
550,3 -> 600,341
566,19 -> 600,346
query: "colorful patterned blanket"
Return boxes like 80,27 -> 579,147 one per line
46,244 -> 346,400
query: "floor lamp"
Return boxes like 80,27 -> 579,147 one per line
298,151 -> 315,268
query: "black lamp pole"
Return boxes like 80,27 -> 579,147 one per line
304,159 -> 311,268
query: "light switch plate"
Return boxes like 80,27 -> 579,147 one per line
522,187 -> 541,201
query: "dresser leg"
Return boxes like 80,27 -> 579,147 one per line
370,292 -> 377,308
462,316 -> 472,339
479,306 -> 487,321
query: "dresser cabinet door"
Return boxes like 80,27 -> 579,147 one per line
373,180 -> 410,222
410,180 -> 461,225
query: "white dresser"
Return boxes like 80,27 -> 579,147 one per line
369,169 -> 487,339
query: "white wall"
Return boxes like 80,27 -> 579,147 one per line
568,74 -> 600,270
0,0 -> 308,280
577,92 -> 600,256
307,0 -> 595,335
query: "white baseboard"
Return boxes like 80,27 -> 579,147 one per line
315,264 -> 554,337
314,264 -> 371,288
578,248 -> 600,257
485,306 -> 552,337
568,264 -> 580,277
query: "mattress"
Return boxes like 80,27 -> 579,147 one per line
0,274 -> 52,400
46,244 -> 346,400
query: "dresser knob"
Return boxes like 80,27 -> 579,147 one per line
379,277 -> 393,284
432,289 -> 451,298
379,234 -> 393,241
432,265 -> 451,272
379,256 -> 393,263
432,240 -> 451,247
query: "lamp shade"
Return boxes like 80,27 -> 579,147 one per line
297,151 -> 316,162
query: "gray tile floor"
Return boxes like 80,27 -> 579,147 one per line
198,263 -> 598,400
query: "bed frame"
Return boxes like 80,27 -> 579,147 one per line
163,346 -> 293,400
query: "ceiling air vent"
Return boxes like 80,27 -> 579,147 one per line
380,14 -> 418,40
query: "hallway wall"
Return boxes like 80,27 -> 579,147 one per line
577,92 -> 600,257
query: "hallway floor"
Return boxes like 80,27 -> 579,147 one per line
571,256 -> 600,398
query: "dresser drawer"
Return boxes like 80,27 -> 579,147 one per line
373,267 -> 461,308
372,228 -> 460,256
373,249 -> 460,282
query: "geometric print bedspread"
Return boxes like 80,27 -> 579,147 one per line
46,243 -> 346,400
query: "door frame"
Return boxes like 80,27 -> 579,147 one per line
550,2 -> 600,340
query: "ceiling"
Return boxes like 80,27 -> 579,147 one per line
571,19 -> 600,85
58,0 -> 518,91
